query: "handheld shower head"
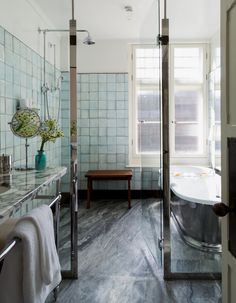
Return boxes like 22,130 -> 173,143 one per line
83,33 -> 95,45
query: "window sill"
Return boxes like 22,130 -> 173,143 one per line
128,156 -> 209,168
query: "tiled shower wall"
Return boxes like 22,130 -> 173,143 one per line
61,72 -> 160,192
0,25 -> 61,168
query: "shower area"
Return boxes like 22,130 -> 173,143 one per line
35,0 -> 222,281
129,0 -> 222,279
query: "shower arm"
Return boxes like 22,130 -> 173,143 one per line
38,28 -> 89,35
39,27 -> 92,120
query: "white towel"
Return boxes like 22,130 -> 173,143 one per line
0,205 -> 61,303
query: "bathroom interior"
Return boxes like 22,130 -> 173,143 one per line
0,0 -> 224,302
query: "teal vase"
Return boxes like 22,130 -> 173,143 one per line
35,150 -> 46,170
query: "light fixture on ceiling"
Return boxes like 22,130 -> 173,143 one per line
124,5 -> 133,20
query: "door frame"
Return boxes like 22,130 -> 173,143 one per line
221,0 -> 236,301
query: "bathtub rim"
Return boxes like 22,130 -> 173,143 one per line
170,165 -> 221,206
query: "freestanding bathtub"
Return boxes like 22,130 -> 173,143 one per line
170,166 -> 221,253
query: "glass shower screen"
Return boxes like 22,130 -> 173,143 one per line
137,0 -> 164,271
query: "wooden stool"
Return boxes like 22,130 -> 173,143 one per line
85,170 -> 133,209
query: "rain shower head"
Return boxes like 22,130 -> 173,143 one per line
83,33 -> 95,45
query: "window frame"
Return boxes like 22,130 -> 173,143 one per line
129,43 -> 209,167
129,44 -> 161,167
169,43 -> 209,165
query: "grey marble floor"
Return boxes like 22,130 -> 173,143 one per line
47,199 -> 221,303
170,217 -> 221,274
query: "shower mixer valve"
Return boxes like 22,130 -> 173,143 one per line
41,83 -> 50,94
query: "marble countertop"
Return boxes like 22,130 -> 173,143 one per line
0,166 -> 67,220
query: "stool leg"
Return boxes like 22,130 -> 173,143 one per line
87,178 -> 92,209
128,179 -> 131,209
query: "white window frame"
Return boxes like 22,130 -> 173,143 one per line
169,43 -> 209,166
128,44 -> 161,167
128,43 -> 209,167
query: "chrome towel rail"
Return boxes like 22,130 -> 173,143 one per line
0,193 -> 61,263
0,237 -> 19,262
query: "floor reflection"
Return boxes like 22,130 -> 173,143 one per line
47,198 -> 221,303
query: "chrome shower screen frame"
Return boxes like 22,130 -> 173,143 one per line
160,16 -> 221,281
68,18 -> 79,279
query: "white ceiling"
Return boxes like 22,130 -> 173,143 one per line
34,0 -> 220,41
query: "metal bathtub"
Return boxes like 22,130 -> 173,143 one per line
170,166 -> 221,253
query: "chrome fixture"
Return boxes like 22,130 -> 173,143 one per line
38,0 -> 95,280
124,5 -> 133,12
0,154 -> 12,174
39,28 -> 95,46
83,33 -> 95,45
158,0 -> 221,280
38,28 -> 95,122
39,31 -> 62,122
124,5 -> 133,20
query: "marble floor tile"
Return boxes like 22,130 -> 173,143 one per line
46,199 -> 221,303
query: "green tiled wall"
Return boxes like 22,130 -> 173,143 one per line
61,72 -> 160,191
0,26 -> 62,169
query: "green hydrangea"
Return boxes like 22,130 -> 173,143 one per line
39,119 -> 64,151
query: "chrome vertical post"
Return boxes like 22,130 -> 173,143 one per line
159,18 -> 171,279
43,30 -> 47,120
38,0 -> 81,280
69,15 -> 78,279
53,179 -> 61,301
53,44 -> 56,89
54,179 -> 61,250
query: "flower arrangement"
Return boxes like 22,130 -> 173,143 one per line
38,119 -> 64,152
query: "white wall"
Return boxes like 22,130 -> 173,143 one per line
60,37 -> 157,73
60,37 -> 131,73
0,0 -> 60,66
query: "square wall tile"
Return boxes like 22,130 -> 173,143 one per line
0,27 -> 4,45
5,31 -> 13,50
0,45 -> 4,62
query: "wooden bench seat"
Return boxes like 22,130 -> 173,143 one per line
85,170 -> 133,209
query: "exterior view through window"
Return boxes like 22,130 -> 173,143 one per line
172,46 -> 205,155
135,47 -> 161,154
130,44 -> 207,164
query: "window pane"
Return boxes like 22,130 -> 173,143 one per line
215,123 -> 221,153
174,47 -> 203,83
175,123 -> 202,153
138,123 -> 160,153
173,46 -> 204,155
175,57 -> 200,68
174,48 -> 200,57
136,48 -> 160,83
134,47 -> 161,155
215,90 -> 221,122
136,68 -> 159,82
138,91 -> 160,121
175,68 -> 203,83
175,90 -> 202,121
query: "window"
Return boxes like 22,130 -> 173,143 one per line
214,67 -> 221,155
129,44 -> 208,166
129,45 -> 161,166
170,45 -> 207,156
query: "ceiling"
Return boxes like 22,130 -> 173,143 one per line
34,0 -> 220,41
